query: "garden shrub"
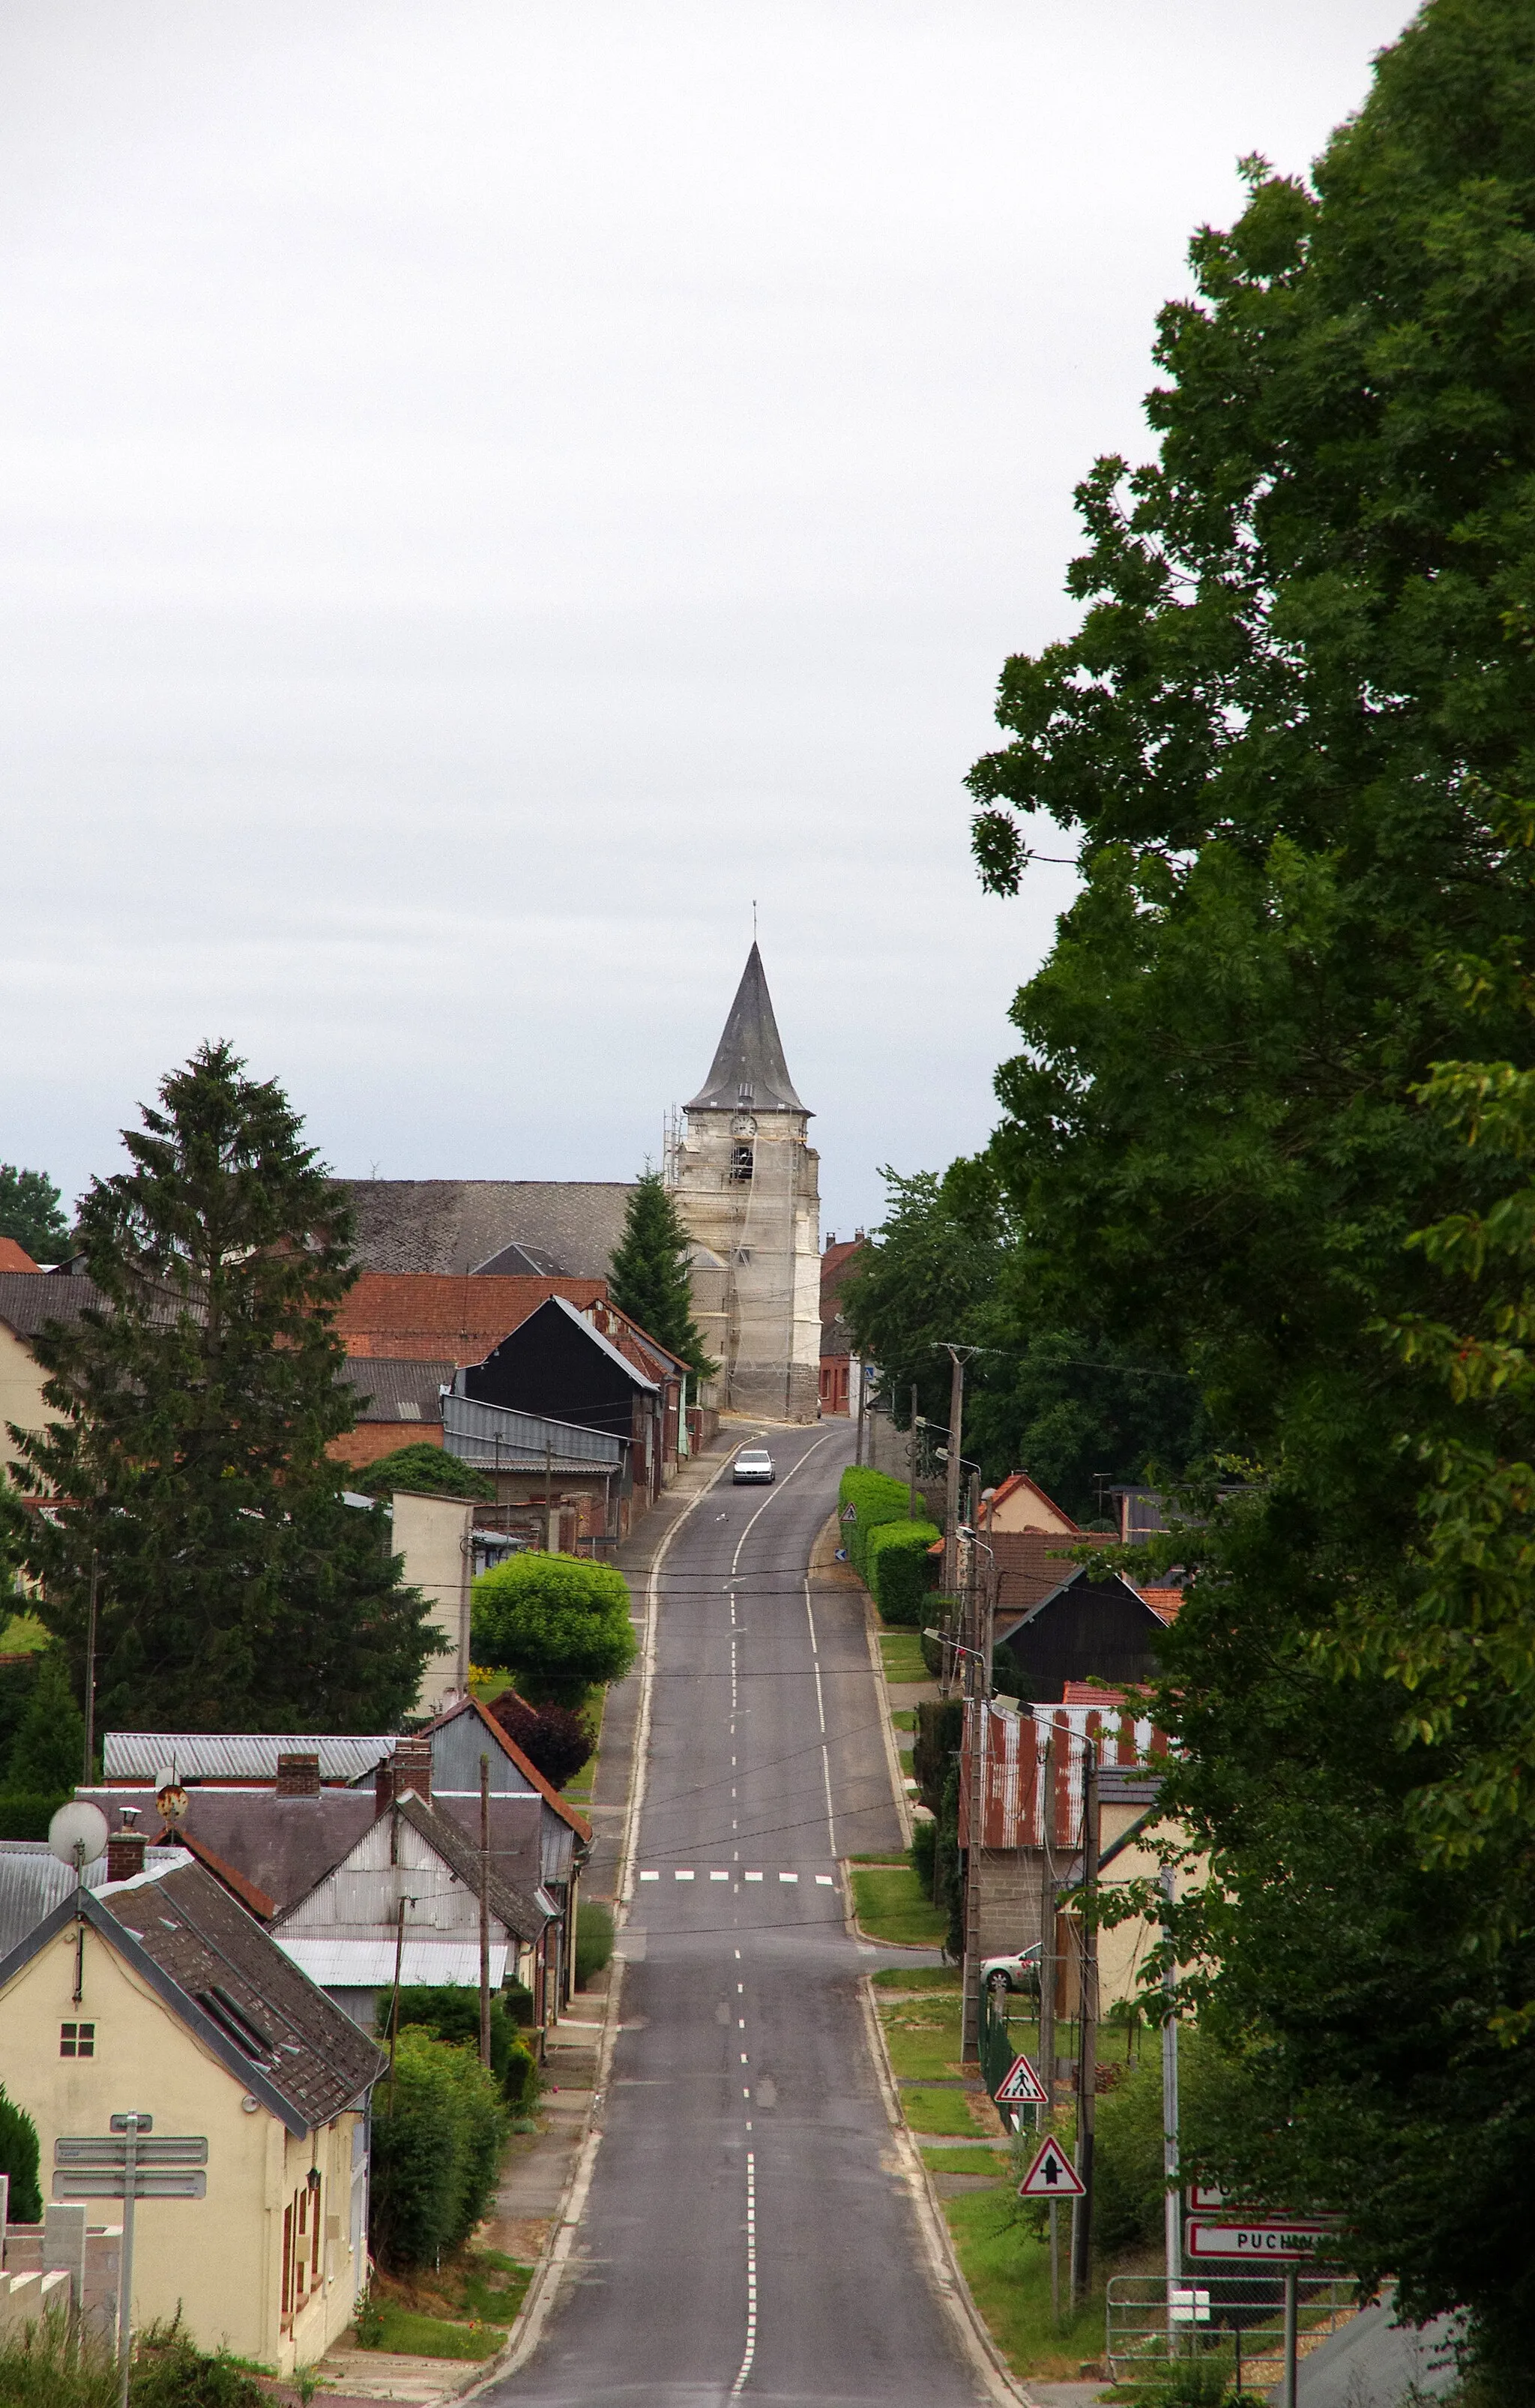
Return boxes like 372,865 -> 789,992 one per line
489,1690 -> 593,1789
376,1988 -> 534,2107
0,2083 -> 40,2221
471,1555 -> 636,1707
1092,2025 -> 1257,2256
913,1698 -> 962,1817
574,1900 -> 613,1988
863,1518 -> 941,1625
0,1793 -> 65,1843
368,2030 -> 509,2269
502,1977 -> 535,2028
909,1818 -> 937,1897
352,1445 -> 495,1502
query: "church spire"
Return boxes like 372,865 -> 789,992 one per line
686,942 -> 807,1114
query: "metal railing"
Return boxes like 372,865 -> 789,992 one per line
1106,2272 -> 1354,2389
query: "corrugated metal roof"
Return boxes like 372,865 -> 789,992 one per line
339,1358 -> 453,1421
442,1387 -> 624,1469
276,1937 -> 508,1988
103,1733 -> 390,1782
0,1842 -> 184,1959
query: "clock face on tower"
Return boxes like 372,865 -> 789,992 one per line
730,1113 -> 758,1137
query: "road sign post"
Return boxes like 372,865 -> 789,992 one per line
994,2052 -> 1047,2107
52,2118 -> 208,2408
1018,2132 -> 1083,2333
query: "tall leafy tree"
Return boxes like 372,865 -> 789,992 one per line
842,1164 -> 1201,1523
0,1165 -> 69,1261
964,0 -> 1535,2377
608,1170 -> 717,1378
6,1042 -> 441,1731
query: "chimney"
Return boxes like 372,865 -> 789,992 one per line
375,1739 -> 432,1811
275,1751 -> 322,1799
106,1825 -> 146,1884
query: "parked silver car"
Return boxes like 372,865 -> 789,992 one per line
980,1940 -> 1043,2000
732,1449 -> 776,1484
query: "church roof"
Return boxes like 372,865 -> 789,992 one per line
686,945 -> 807,1115
338,1182 -> 636,1277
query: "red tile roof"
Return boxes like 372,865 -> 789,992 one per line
337,1272 -> 606,1363
0,1238 -> 40,1273
1137,1589 -> 1183,1625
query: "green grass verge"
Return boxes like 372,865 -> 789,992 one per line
878,1631 -> 930,1685
920,2145 -> 1010,2176
878,1996 -> 963,2080
850,1864 -> 947,1948
890,1708 -> 917,1732
902,2086 -> 987,2137
872,1965 -> 961,1991
365,2305 -> 504,2360
941,2188 -> 1108,2378
456,2251 -> 532,2324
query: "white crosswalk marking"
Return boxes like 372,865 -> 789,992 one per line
779,1872 -> 797,1883
710,1870 -> 729,1880
676,1870 -> 695,1881
744,1870 -> 763,1881
639,1870 -> 659,1881
815,1874 -> 834,1885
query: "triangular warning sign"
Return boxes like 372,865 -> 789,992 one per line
994,2052 -> 1047,2105
1018,2134 -> 1085,2199
840,1505 -> 857,1522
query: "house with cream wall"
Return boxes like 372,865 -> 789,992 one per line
0,1856 -> 382,2376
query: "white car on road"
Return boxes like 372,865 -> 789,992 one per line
732,1449 -> 776,1484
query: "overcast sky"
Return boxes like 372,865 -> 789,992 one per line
1,0 -> 1413,1242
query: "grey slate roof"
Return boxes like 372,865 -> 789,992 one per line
471,1241 -> 567,1277
98,1860 -> 384,2130
0,1268 -> 106,1340
80,1787 -> 378,1914
339,1356 -> 453,1423
686,943 -> 806,1115
340,1182 -> 636,1279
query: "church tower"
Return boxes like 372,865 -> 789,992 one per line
669,945 -> 821,1422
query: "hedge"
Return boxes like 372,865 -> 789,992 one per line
836,1468 -> 911,1579
863,1518 -> 941,1625
367,2030 -> 510,2269
376,1987 -> 537,2108
837,1469 -> 941,1624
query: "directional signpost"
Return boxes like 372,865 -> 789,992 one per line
1183,2185 -> 1337,2408
53,2117 -> 208,2408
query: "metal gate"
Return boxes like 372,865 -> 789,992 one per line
1106,2272 -> 1354,2389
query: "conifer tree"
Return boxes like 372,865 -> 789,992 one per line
608,1170 -> 717,1379
7,1042 -> 441,1731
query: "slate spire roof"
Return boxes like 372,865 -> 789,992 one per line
686,944 -> 807,1115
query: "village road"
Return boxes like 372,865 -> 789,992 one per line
492,1418 -> 986,2408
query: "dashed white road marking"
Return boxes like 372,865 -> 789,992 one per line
744,1870 -> 763,1882
639,1870 -> 659,1882
711,1870 -> 729,1880
730,2149 -> 758,2398
675,1870 -> 695,1881
778,1872 -> 798,1884
815,1874 -> 835,1885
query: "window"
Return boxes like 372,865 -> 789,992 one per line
59,2022 -> 94,2058
730,1143 -> 754,1182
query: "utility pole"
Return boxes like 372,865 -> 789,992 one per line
854,1361 -> 866,1466
82,1551 -> 100,1783
1071,1738 -> 1100,2309
479,1754 -> 493,2069
939,1345 -> 979,1592
908,1383 -> 919,1518
1161,1861 -> 1181,2336
1038,1724 -> 1059,2327
545,1434 -> 557,1554
960,1535 -> 996,2062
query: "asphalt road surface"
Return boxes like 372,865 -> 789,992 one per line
494,1421 -> 986,2408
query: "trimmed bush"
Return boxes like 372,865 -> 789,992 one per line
0,2083 -> 40,2221
863,1517 -> 941,1625
368,2031 -> 510,2270
836,1467 -> 911,1579
0,1793 -> 66,1843
909,1818 -> 937,1897
574,1900 -> 613,1988
471,1555 -> 636,1708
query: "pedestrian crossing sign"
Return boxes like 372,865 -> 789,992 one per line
840,1505 -> 857,1522
994,2052 -> 1047,2105
1017,2134 -> 1085,2199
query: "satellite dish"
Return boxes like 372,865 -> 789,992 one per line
48,1802 -> 109,1869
